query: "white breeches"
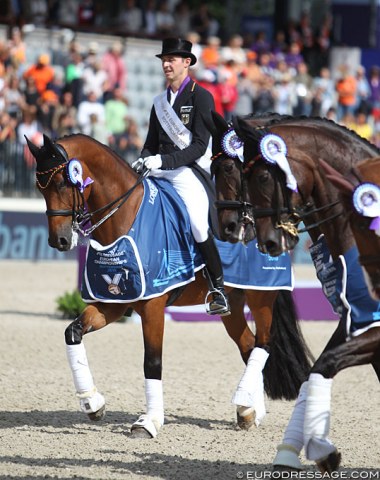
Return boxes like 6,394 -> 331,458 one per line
149,166 -> 210,243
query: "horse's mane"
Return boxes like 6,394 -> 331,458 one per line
240,113 -> 380,155
58,133 -> 133,166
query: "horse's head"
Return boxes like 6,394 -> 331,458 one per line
320,157 -> 380,300
205,111 -> 255,244
232,116 -> 301,256
26,134 -> 92,251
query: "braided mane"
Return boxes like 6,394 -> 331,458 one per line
240,113 -> 380,155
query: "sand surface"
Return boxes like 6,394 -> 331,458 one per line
0,260 -> 379,480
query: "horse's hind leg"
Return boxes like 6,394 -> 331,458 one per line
65,302 -> 126,420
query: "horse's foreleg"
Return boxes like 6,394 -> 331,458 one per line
130,299 -> 166,438
65,303 -> 126,420
304,328 -> 380,472
273,381 -> 309,471
230,291 -> 273,429
221,289 -> 256,363
272,322 -> 346,473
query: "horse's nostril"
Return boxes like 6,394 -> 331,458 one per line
226,222 -> 237,233
60,237 -> 69,246
265,240 -> 281,256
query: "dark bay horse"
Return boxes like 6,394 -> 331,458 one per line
26,133 -> 312,438
206,112 -> 380,473
320,157 -> 380,299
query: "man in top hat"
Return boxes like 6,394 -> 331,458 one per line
133,37 -> 230,317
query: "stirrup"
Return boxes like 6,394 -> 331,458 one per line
205,289 -> 230,316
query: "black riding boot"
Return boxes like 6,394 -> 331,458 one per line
197,234 -> 231,316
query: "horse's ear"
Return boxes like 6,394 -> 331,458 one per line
232,116 -> 257,161
319,158 -> 354,196
203,110 -> 229,138
25,136 -> 40,159
43,133 -> 54,150
232,115 -> 252,140
211,110 -> 229,132
43,133 -> 66,160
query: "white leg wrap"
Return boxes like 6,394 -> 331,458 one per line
232,347 -> 269,426
66,343 -> 105,414
131,379 -> 164,438
304,373 -> 336,461
145,378 -> 164,426
66,343 -> 95,393
273,381 -> 308,469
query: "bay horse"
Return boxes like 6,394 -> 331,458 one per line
206,112 -> 380,473
26,133 -> 312,439
320,156 -> 380,299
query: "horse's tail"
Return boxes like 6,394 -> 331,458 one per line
263,290 -> 314,400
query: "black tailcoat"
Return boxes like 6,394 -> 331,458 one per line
141,79 -> 215,170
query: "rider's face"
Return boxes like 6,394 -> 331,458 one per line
161,55 -> 190,83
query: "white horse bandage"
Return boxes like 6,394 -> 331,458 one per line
304,373 -> 336,461
66,343 -> 95,394
281,380 -> 309,453
232,347 -> 269,426
273,381 -> 308,469
145,378 -> 164,426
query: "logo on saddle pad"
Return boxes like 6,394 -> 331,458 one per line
102,273 -> 123,295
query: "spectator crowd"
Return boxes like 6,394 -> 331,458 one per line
1,5 -> 380,196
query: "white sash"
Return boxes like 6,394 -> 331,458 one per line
153,91 -> 212,172
154,91 -> 192,149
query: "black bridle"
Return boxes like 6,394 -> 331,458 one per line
211,150 -> 344,240
211,153 -> 255,228
36,150 -> 148,237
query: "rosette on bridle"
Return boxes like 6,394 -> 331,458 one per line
220,128 -> 244,162
353,182 -> 380,236
259,134 -> 298,192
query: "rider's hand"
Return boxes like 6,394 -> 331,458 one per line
131,157 -> 145,173
144,155 -> 162,170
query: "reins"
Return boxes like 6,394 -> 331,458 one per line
73,169 -> 149,237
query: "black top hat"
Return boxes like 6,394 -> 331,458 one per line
156,38 -> 197,66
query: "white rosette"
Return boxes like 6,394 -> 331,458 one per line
67,158 -> 94,193
353,182 -> 380,236
221,129 -> 244,162
259,133 -> 298,192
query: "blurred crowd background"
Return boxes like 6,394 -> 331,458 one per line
1,0 -> 380,197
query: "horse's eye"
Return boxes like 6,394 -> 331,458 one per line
55,178 -> 67,190
258,171 -> 270,183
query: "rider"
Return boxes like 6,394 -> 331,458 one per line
132,37 -> 230,316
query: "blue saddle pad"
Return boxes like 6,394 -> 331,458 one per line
82,177 -> 292,303
310,235 -> 380,337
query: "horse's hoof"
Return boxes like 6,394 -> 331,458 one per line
316,450 -> 342,476
87,404 -> 106,421
237,410 -> 256,430
272,444 -> 303,471
130,414 -> 162,438
130,426 -> 154,439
